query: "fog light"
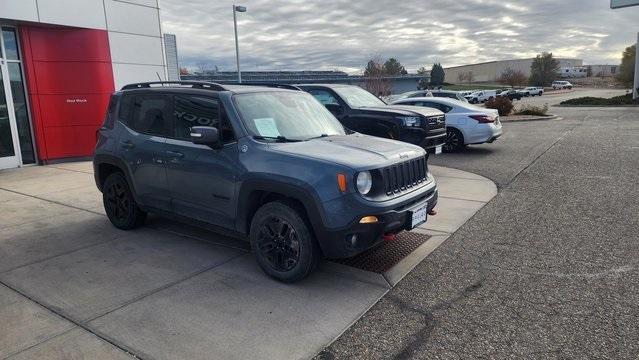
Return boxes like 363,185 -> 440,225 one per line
346,234 -> 358,248
359,215 -> 378,224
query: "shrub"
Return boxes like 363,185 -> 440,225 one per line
484,97 -> 513,116
513,104 -> 549,116
560,94 -> 634,106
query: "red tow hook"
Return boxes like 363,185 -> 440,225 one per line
428,208 -> 437,216
382,233 -> 397,241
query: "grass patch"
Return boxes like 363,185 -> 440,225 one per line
560,94 -> 634,106
513,104 -> 549,116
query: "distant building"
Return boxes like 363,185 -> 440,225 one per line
164,34 -> 180,81
588,65 -> 619,78
444,58 -> 584,83
182,70 -> 430,94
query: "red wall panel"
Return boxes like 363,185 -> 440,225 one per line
19,25 -> 114,162
37,94 -> 111,127
27,27 -> 111,62
33,62 -> 115,94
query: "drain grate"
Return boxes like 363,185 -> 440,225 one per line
332,231 -> 431,273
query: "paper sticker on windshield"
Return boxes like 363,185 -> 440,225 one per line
254,118 -> 280,137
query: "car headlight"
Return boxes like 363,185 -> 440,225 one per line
356,171 -> 373,195
397,116 -> 421,127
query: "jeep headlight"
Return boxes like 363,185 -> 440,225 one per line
398,116 -> 421,127
356,171 -> 373,195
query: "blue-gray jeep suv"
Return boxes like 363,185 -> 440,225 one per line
93,81 -> 438,282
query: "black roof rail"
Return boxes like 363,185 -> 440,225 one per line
121,81 -> 227,91
221,82 -> 303,91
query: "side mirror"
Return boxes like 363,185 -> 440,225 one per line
190,126 -> 222,149
325,103 -> 343,115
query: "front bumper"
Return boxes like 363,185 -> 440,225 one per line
317,185 -> 438,259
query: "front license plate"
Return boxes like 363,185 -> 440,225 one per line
435,145 -> 442,155
411,205 -> 427,228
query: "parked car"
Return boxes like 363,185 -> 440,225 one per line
430,90 -> 469,103
523,86 -> 544,96
497,90 -> 522,101
391,97 -> 503,152
552,81 -> 573,90
388,89 -> 433,102
298,84 -> 446,153
94,81 -> 439,283
466,90 -> 498,104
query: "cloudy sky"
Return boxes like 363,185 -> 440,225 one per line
160,0 -> 639,73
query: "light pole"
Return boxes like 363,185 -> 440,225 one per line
233,4 -> 247,83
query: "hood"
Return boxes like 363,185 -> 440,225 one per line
360,105 -> 443,118
269,133 -> 425,169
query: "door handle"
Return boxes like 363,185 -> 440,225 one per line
120,140 -> 135,150
166,150 -> 184,158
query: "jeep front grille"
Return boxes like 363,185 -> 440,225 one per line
381,156 -> 428,195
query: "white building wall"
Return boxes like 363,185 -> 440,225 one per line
0,0 -> 167,90
445,58 -> 584,84
104,0 -> 167,89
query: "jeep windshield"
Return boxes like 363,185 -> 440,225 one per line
234,91 -> 346,141
333,86 -> 386,108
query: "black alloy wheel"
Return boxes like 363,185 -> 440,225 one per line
444,127 -> 464,152
250,201 -> 320,282
103,172 -> 146,230
257,217 -> 301,272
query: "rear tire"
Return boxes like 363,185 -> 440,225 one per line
250,201 -> 321,283
103,172 -> 146,230
444,127 -> 464,152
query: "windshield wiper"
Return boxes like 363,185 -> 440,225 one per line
252,135 -> 303,143
306,134 -> 329,140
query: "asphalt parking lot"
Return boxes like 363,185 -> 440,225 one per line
319,91 -> 639,359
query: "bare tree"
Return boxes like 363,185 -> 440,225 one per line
497,68 -> 528,88
467,71 -> 475,85
457,72 -> 467,84
362,56 -> 392,97
194,61 -> 216,75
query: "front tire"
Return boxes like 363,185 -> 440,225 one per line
103,172 -> 146,230
250,201 -> 321,283
444,127 -> 465,152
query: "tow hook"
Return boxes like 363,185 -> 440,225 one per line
382,233 -> 396,241
428,208 -> 437,216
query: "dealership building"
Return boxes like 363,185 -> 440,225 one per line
0,0 -> 169,170
444,58 -> 584,84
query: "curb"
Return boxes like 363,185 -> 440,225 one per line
500,114 -> 559,123
556,104 -> 638,108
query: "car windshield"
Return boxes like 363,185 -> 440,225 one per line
333,86 -> 386,108
233,91 -> 346,140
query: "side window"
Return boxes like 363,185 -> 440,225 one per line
129,95 -> 172,137
173,95 -> 219,140
172,95 -> 236,144
308,90 -> 339,105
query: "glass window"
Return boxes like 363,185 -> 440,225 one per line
173,95 -> 220,140
234,91 -> 345,140
0,69 -> 16,157
308,90 -> 340,105
2,27 -> 20,60
332,86 -> 386,108
8,63 -> 34,163
129,95 -> 172,137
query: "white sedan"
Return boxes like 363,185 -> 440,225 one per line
391,97 -> 503,152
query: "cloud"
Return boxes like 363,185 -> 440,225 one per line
160,0 -> 639,73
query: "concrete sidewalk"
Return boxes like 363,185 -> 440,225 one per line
0,162 -> 495,360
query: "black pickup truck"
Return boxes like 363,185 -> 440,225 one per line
297,84 -> 446,153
